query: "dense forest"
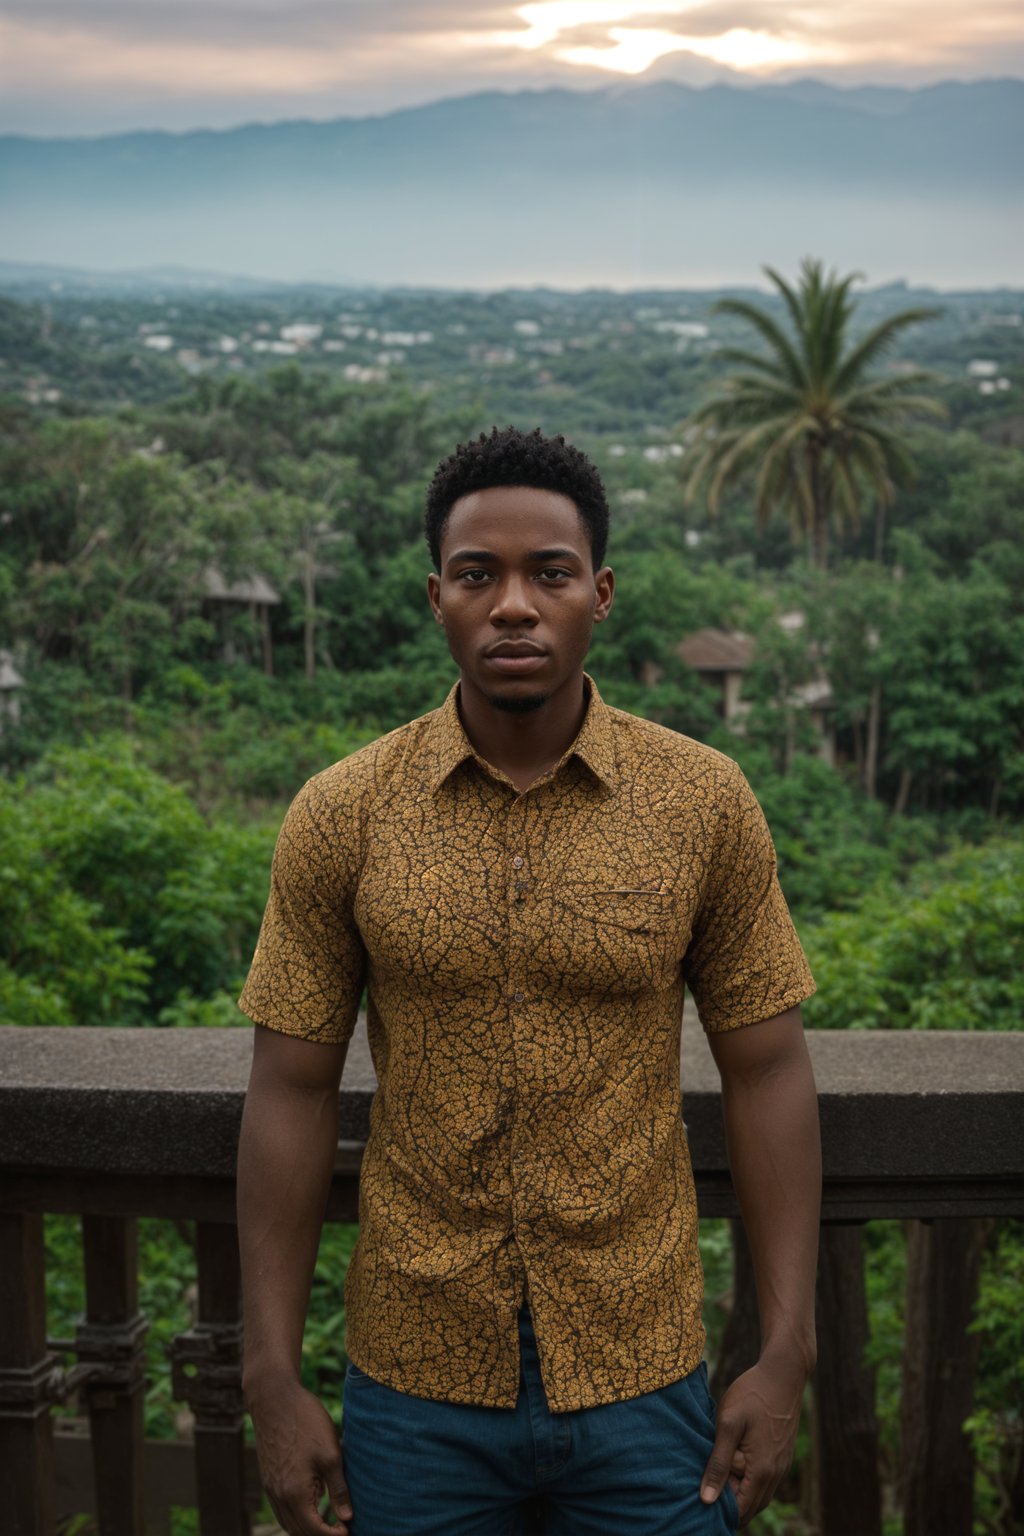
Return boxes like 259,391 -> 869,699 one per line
1,268 -> 1021,1533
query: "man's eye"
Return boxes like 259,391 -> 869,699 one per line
458,569 -> 491,583
538,568 -> 570,581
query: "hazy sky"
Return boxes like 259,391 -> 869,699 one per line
3,0 -> 1023,136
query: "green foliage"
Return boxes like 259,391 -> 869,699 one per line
2,740 -> 272,1023
875,554 -> 1024,810
0,417 -> 219,699
591,548 -> 748,676
3,281 -> 1022,1533
0,772 -> 151,1025
720,551 -> 1024,817
866,427 -> 1024,580
804,835 -> 1024,1031
732,749 -> 936,921
134,668 -> 382,807
4,318 -> 1022,819
681,259 -> 944,568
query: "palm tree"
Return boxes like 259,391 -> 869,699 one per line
681,259 -> 945,570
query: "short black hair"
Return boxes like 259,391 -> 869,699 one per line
425,426 -> 609,570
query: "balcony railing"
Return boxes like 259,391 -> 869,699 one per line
1,1023 -> 1021,1536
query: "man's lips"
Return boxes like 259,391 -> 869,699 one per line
483,641 -> 547,673
485,641 -> 546,658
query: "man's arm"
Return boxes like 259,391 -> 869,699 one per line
237,1025 -> 353,1536
701,1006 -> 821,1526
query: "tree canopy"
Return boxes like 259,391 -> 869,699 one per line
681,259 -> 945,568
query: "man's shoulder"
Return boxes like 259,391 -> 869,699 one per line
298,701 -> 447,810
603,702 -> 747,795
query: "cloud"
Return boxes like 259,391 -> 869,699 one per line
1,0 -> 1021,135
0,5 -> 534,130
559,25 -> 837,75
0,1 -> 517,51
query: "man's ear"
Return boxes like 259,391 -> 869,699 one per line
427,571 -> 443,623
593,566 -> 614,624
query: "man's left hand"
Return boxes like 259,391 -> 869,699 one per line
699,1354 -> 807,1526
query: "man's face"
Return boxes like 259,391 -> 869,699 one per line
427,485 -> 614,714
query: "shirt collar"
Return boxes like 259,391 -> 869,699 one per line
426,674 -> 617,794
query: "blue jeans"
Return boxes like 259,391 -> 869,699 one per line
341,1308 -> 740,1535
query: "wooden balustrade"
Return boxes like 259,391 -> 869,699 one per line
0,1023 -> 1021,1536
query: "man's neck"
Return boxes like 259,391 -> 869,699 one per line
457,674 -> 589,794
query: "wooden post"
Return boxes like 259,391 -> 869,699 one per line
813,1224 -> 882,1536
1008,1432 -> 1024,1536
0,1213 -> 59,1536
709,1219 -> 760,1402
78,1215 -> 148,1536
901,1218 -> 985,1536
172,1222 -> 251,1536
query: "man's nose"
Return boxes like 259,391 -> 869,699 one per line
490,575 -> 539,624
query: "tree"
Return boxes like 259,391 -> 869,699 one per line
877,559 -> 1024,816
3,741 -> 274,1023
681,259 -> 944,570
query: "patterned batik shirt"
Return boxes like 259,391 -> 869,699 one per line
238,677 -> 815,1412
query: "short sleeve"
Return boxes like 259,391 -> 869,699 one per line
238,772 -> 366,1045
683,761 -> 815,1033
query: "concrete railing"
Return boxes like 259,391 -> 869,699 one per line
1,1023 -> 1021,1535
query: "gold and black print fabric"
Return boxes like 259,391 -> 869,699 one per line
240,679 -> 815,1412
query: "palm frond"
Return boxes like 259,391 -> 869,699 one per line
685,386 -> 803,436
840,377 -> 948,420
687,412 -> 802,515
831,451 -> 870,527
701,423 -> 788,513
832,308 -> 940,396
849,426 -> 917,488
841,369 -> 940,401
712,298 -> 805,388
681,446 -> 717,506
818,272 -> 859,385
752,417 -> 819,532
704,384 -> 805,418
688,263 -> 941,568
752,444 -> 794,529
763,263 -> 808,344
844,432 -> 896,502
712,346 -> 805,382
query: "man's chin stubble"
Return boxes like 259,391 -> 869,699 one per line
488,692 -> 549,714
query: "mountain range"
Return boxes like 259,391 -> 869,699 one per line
1,79 -> 1020,288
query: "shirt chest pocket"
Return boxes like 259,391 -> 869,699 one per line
535,885 -> 683,995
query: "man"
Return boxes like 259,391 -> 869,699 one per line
237,426 -> 821,1536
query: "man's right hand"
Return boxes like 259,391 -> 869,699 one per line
237,1028 -> 352,1532
249,1379 -> 353,1535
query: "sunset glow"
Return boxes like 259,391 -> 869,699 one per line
0,18 -> 391,94
1,0 -> 1021,136
560,25 -> 826,75
510,1 -> 699,51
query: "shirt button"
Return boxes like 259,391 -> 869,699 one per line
512,855 -> 524,869
513,991 -> 525,1004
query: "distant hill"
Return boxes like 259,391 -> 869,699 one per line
0,259 -> 302,294
1,79 -> 1021,288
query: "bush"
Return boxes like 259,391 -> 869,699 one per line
3,740 -> 274,1024
803,833 -> 1024,1031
